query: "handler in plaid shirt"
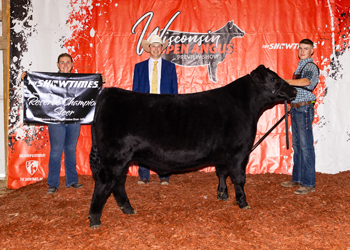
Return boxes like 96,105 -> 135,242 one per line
281,39 -> 319,195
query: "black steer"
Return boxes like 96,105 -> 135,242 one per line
88,65 -> 296,228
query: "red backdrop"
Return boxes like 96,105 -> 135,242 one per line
8,0 -> 346,189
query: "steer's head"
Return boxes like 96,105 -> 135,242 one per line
250,65 -> 297,101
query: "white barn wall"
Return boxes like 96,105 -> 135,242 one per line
314,48 -> 350,174
0,2 -> 5,179
19,0 -> 72,73
5,0 -> 72,180
0,46 -> 4,180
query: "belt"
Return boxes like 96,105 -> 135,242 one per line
290,101 -> 315,108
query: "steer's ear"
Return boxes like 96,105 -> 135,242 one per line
251,65 -> 267,83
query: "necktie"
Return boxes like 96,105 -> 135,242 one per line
151,61 -> 158,94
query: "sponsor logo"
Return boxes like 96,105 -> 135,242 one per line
162,20 -> 244,82
132,11 -> 245,82
20,177 -> 43,182
19,154 -> 46,158
262,43 -> 318,50
27,95 -> 96,109
26,160 -> 39,176
28,80 -> 99,88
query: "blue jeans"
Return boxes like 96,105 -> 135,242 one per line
290,104 -> 316,187
138,165 -> 170,180
47,124 -> 81,188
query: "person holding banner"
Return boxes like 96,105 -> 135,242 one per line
21,53 -> 105,194
132,35 -> 178,185
281,39 -> 319,195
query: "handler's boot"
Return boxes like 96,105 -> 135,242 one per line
294,186 -> 315,195
47,187 -> 57,194
160,179 -> 169,185
71,183 -> 84,189
137,179 -> 149,184
281,181 -> 301,187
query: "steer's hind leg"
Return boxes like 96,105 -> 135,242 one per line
112,166 -> 135,215
89,177 -> 115,228
215,165 -> 230,201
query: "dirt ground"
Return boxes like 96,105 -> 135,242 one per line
0,171 -> 349,249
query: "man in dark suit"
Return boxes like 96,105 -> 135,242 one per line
133,34 -> 178,185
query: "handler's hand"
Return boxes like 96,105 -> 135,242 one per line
101,74 -> 106,84
21,72 -> 27,80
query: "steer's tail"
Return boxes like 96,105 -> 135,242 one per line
89,122 -> 100,179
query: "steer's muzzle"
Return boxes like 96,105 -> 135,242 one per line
280,83 -> 297,101
288,88 -> 297,101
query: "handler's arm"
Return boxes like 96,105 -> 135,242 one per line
285,78 -> 310,86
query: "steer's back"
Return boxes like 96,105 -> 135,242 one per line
93,84 -> 254,172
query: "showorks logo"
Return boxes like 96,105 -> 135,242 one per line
26,160 -> 38,176
162,21 -> 245,82
262,43 -> 318,50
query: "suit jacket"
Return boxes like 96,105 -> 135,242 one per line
132,58 -> 178,94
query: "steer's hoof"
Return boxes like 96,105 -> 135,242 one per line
88,214 -> 102,228
121,206 -> 136,215
241,205 -> 251,210
128,210 -> 137,215
90,223 -> 102,229
217,192 -> 229,201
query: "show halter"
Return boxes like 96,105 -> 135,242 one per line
251,78 -> 291,152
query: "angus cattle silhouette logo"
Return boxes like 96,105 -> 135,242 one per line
162,21 -> 245,82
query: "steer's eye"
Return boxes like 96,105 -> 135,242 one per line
271,78 -> 275,81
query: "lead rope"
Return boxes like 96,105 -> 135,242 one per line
252,63 -> 319,151
284,100 -> 289,149
251,101 -> 290,152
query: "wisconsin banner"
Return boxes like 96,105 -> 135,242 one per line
23,72 -> 103,124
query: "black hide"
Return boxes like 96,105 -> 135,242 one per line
88,65 -> 297,228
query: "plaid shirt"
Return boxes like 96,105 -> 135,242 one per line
292,58 -> 319,103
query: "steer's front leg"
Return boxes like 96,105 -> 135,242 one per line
229,160 -> 250,209
230,171 -> 250,209
233,181 -> 250,209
